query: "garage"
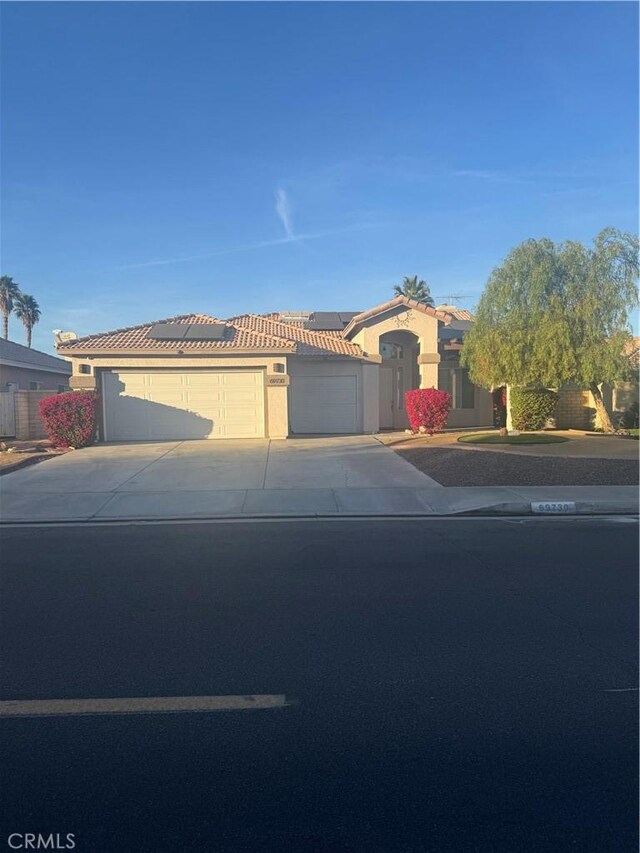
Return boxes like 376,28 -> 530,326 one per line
102,370 -> 265,441
289,372 -> 359,434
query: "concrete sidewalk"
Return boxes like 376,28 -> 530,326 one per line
0,436 -> 637,522
0,484 -> 637,522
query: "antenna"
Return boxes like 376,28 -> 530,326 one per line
433,294 -> 472,304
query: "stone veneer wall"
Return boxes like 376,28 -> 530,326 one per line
555,386 -> 593,430
14,390 -> 58,440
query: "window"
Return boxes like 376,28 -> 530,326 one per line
438,367 -> 475,409
57,385 -> 67,393
380,342 -> 404,360
29,381 -> 44,391
460,369 -> 475,409
79,364 -> 92,375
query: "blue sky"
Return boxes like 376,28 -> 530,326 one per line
1,1 -> 638,354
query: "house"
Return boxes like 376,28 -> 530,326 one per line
0,338 -> 71,392
56,295 -> 493,441
0,339 -> 72,439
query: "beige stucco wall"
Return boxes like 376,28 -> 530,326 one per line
362,363 -> 380,433
348,305 -> 442,432
348,305 -> 440,388
446,386 -> 493,428
65,355 -> 287,372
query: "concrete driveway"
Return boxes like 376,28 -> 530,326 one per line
0,436 -> 443,522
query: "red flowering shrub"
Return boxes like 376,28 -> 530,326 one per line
491,386 -> 507,428
405,388 -> 451,434
39,391 -> 97,448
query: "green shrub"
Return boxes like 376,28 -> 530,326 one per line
618,401 -> 639,429
510,387 -> 558,431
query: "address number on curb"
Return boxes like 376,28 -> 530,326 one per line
531,501 -> 576,514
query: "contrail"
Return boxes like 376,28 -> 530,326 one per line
275,187 -> 294,238
118,223 -> 377,270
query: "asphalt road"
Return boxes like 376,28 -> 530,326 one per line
0,517 -> 638,853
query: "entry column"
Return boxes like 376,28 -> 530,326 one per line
418,352 -> 440,389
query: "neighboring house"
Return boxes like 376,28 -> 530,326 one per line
0,338 -> 71,392
57,296 -> 493,441
0,339 -> 72,438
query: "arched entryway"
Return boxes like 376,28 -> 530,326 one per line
378,331 -> 420,430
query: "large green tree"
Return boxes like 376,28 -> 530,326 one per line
0,275 -> 21,341
393,275 -> 435,306
460,228 -> 639,432
14,292 -> 41,348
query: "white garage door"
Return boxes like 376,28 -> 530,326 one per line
289,375 -> 358,434
103,371 -> 264,441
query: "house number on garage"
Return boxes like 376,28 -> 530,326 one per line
266,375 -> 290,386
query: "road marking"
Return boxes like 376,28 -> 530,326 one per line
602,687 -> 639,693
0,694 -> 289,718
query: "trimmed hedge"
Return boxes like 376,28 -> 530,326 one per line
405,388 -> 451,434
509,387 -> 558,431
39,391 -> 97,448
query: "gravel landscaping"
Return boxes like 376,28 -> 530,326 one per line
0,440 -> 69,475
396,446 -> 639,486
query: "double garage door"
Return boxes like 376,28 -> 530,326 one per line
102,370 -> 265,441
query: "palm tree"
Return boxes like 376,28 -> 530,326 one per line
393,275 -> 435,307
14,292 -> 41,348
0,275 -> 21,340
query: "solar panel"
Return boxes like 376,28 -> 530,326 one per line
148,324 -> 189,340
184,324 -> 227,341
338,312 -> 359,325
306,312 -> 345,331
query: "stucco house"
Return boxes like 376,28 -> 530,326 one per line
56,296 -> 493,441
0,339 -> 72,439
0,338 -> 71,392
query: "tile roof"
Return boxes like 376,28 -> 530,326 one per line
230,314 -> 364,357
56,300 -> 477,360
57,314 -> 296,353
57,313 -> 366,359
342,296 -> 453,335
443,308 -> 474,322
0,337 -> 71,373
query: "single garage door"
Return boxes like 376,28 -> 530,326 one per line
103,370 -> 265,441
289,375 -> 358,434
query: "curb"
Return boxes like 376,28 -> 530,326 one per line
455,501 -> 639,517
0,505 -> 637,525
